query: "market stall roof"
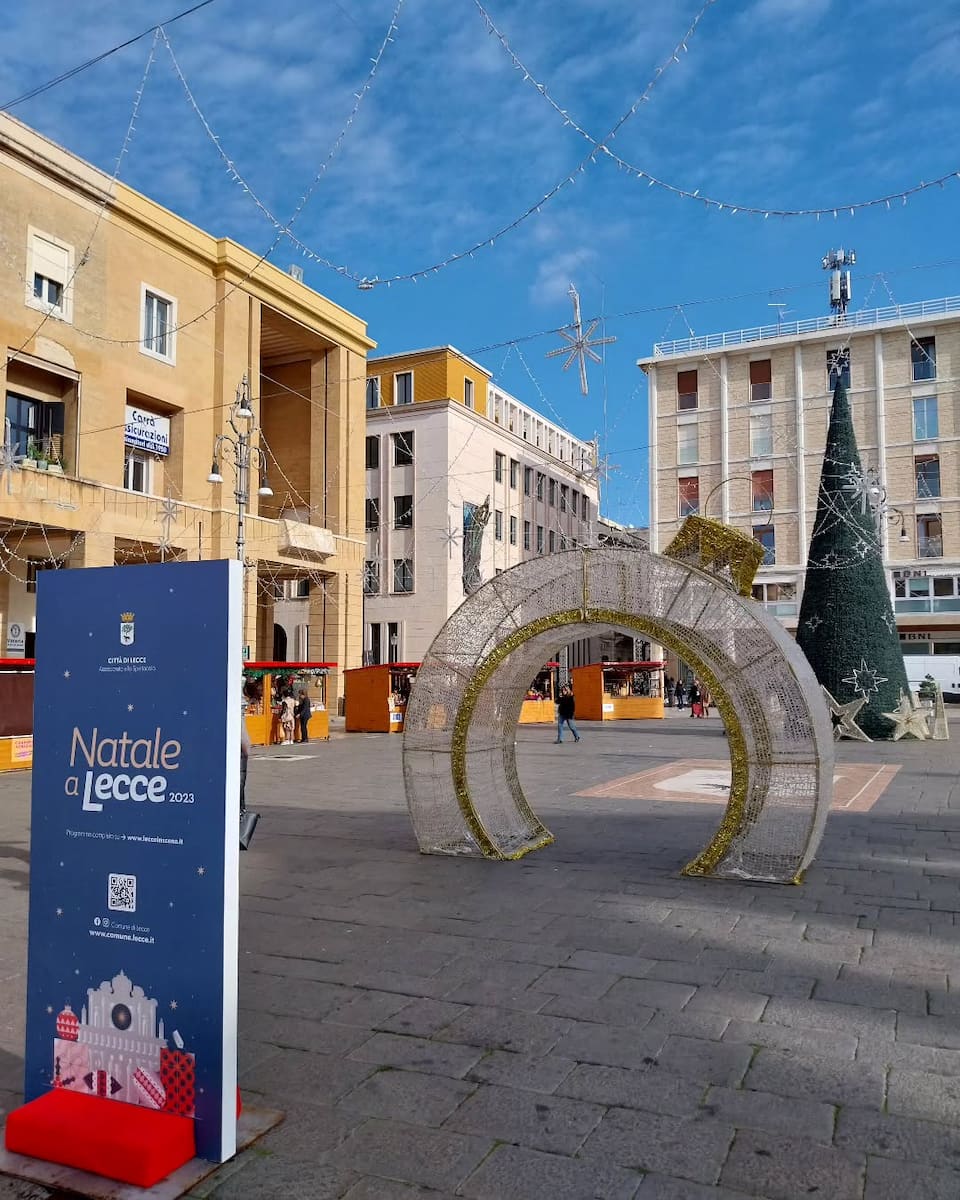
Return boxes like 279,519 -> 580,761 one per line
0,659 -> 35,669
243,661 -> 336,675
598,661 -> 665,670
345,662 -> 421,672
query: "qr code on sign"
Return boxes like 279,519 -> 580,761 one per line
108,873 -> 137,913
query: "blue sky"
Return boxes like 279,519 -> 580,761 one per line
3,0 -> 959,523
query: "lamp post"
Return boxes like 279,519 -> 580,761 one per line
207,375 -> 273,565
861,465 -> 909,546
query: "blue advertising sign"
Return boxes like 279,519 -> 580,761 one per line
24,560 -> 241,1163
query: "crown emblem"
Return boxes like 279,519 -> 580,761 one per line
663,516 -> 764,597
120,613 -> 135,623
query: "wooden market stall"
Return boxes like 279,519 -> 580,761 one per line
243,661 -> 334,745
571,661 -> 665,721
344,663 -> 419,733
0,658 -> 34,771
519,663 -> 558,724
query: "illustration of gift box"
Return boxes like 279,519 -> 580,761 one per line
160,1034 -> 195,1117
133,1066 -> 166,1110
83,1068 -> 122,1098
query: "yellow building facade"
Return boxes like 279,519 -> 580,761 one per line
0,114 -> 373,708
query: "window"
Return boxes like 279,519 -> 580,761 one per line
365,498 -> 380,531
495,452 -> 504,482
27,231 -> 71,321
582,494 -> 589,520
536,525 -> 545,554
749,359 -> 772,402
571,489 -> 579,516
366,377 -> 381,409
495,509 -> 503,541
523,520 -> 531,550
393,559 -> 414,593
365,436 -> 379,469
464,378 -> 474,409
917,514 -> 942,558
560,534 -> 568,550
827,348 -> 850,391
536,472 -> 545,501
4,392 -> 64,461
393,494 -> 413,528
753,525 -> 775,565
395,371 -> 413,404
678,476 -> 699,517
752,469 -> 774,511
369,622 -> 382,665
25,558 -> 57,595
392,431 -> 414,465
388,621 -> 401,662
560,484 -> 568,512
284,578 -> 309,599
750,412 -> 773,458
911,336 -> 936,382
915,454 -> 941,499
677,422 -> 698,465
677,368 -> 698,411
548,530 -> 556,553
913,396 -> 939,442
548,479 -> 556,507
363,561 -> 380,595
509,515 -> 517,545
523,466 -> 533,495
123,449 -> 152,494
509,459 -> 519,488
141,287 -> 175,362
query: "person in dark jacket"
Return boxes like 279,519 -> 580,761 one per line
674,678 -> 685,710
688,679 -> 701,717
555,685 -> 580,744
295,690 -> 312,743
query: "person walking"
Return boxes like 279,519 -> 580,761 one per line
295,689 -> 312,743
674,678 -> 685,710
555,685 -> 580,744
688,679 -> 702,718
665,675 -> 675,707
700,685 -> 712,718
280,691 -> 296,745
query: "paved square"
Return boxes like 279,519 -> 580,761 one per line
577,758 -> 900,812
0,716 -> 956,1199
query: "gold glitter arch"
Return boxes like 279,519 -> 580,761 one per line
402,539 -> 834,883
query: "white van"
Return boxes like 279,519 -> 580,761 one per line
903,654 -> 960,703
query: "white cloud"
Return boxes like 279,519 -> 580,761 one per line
530,248 -> 598,306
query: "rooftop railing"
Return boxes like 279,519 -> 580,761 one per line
653,296 -> 960,357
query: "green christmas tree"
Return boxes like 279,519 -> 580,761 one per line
796,382 -> 908,739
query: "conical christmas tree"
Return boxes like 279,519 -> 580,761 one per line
796,382 -> 908,739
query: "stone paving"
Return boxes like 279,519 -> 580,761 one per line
0,712 -> 959,1198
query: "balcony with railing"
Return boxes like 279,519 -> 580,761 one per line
918,536 -> 943,559
652,295 -> 960,357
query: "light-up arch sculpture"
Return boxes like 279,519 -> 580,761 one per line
402,529 -> 833,883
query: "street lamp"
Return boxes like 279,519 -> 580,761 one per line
861,465 -> 909,544
208,375 -> 273,564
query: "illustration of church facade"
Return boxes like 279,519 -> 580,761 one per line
53,969 -> 194,1116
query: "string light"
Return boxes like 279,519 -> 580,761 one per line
474,0 -> 960,222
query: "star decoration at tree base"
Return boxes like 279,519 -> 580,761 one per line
881,690 -> 930,741
821,686 -> 871,742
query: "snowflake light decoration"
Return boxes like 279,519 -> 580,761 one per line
840,463 -> 871,514
156,490 -> 179,560
441,518 -> 462,559
545,284 -> 616,395
803,613 -> 823,634
0,438 -> 17,495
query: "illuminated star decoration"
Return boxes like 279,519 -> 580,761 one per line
803,613 -> 823,634
841,658 -> 888,703
821,686 -> 871,742
441,517 -> 462,559
157,489 -> 179,560
545,284 -> 616,395
882,690 -> 930,741
197,866 -> 205,876
841,462 -> 871,515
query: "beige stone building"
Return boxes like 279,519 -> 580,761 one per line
639,295 -> 960,655
0,114 -> 373,708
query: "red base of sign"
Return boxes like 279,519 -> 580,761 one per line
6,1090 -> 195,1188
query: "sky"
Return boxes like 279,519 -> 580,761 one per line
2,0 -> 959,524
